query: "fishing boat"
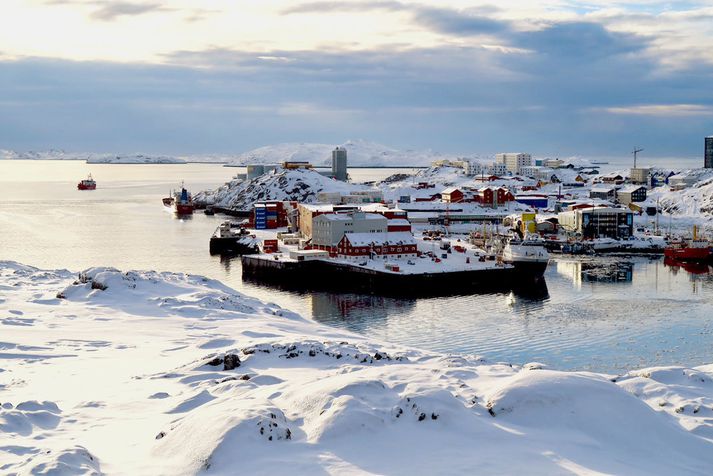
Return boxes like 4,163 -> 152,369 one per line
502,234 -> 550,276
163,183 -> 194,215
664,226 -> 711,261
209,221 -> 259,255
77,174 -> 96,190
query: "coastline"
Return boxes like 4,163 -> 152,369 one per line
2,261 -> 713,474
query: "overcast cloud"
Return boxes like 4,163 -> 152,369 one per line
1,1 -> 712,158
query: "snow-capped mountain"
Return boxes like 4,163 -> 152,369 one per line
225,139 -> 462,167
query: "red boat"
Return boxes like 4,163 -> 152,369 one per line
77,174 -> 96,190
163,184 -> 194,215
664,226 -> 711,261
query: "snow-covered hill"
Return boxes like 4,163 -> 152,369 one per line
0,149 -> 85,160
196,168 -> 375,210
654,173 -> 713,220
2,261 -> 713,474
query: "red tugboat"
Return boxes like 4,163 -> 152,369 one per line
664,226 -> 711,261
77,174 -> 96,190
163,183 -> 194,215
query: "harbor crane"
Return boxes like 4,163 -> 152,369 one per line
632,147 -> 644,168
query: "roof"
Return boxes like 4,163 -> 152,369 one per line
342,232 -> 417,247
387,219 -> 411,226
441,187 -> 462,194
299,203 -> 334,212
590,186 -> 616,193
617,185 -> 647,194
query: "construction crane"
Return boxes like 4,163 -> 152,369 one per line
632,147 -> 644,168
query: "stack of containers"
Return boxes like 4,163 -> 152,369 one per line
265,203 -> 279,229
254,204 -> 267,229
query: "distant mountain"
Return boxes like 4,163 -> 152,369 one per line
225,139 -> 460,167
86,154 -> 185,164
0,149 -> 85,160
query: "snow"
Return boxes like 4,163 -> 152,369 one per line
3,260 -> 713,474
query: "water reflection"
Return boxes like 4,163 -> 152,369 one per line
310,292 -> 417,335
664,257 -> 712,276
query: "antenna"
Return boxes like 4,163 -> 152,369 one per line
632,147 -> 644,168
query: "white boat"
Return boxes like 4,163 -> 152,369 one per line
589,237 -> 631,252
502,235 -> 549,276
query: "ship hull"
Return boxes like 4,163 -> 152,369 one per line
173,203 -> 194,215
504,260 -> 549,277
663,247 -> 710,261
77,184 -> 96,190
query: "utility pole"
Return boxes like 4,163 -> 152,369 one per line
632,147 -> 644,168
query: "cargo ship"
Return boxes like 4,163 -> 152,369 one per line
163,184 -> 194,215
664,226 -> 711,262
77,174 -> 96,190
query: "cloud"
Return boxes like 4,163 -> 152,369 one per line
282,1 -> 405,15
89,1 -> 169,21
591,104 -> 713,117
1,34 -> 712,156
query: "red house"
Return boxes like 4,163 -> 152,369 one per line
387,219 -> 412,233
337,232 -> 418,260
441,187 -> 464,203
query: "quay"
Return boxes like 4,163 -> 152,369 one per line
241,253 -> 540,297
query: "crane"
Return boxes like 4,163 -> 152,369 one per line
632,147 -> 644,168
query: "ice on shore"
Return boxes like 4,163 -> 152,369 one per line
2,261 -> 713,475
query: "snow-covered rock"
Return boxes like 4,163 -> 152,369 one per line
196,168 -> 375,209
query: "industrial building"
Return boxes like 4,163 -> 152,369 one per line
282,161 -> 313,170
495,153 -> 532,174
332,147 -> 348,181
311,211 -> 388,250
629,167 -> 650,185
558,207 -> 634,239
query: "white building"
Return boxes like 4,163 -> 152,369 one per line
488,162 -> 508,176
496,153 -> 532,174
311,212 -> 388,249
519,166 -> 556,182
543,158 -> 565,168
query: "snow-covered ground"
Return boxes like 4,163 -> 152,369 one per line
2,261 -> 713,475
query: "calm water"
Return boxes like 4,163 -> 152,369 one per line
2,160 -> 712,373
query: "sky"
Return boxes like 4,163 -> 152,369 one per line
1,0 -> 713,159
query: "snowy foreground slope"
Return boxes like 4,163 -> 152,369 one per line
2,263 -> 713,475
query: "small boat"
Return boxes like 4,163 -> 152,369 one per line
163,183 -> 194,215
664,226 -> 711,261
589,237 -> 631,252
77,174 -> 96,190
209,221 -> 259,255
502,234 -> 550,276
